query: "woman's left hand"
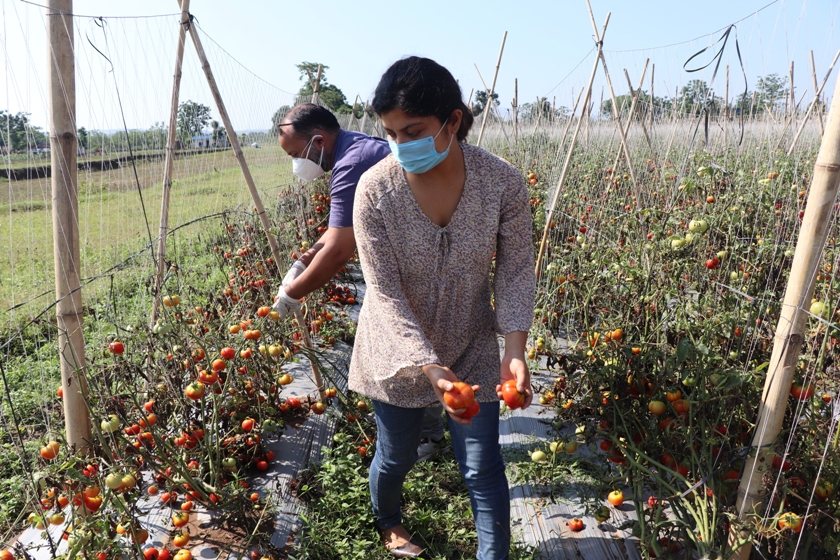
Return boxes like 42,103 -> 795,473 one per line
496,354 -> 532,409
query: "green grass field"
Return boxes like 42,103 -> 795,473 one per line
1,145 -> 295,319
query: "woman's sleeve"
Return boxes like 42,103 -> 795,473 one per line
353,178 -> 441,376
494,169 -> 536,333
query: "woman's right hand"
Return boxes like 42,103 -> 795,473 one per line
421,364 -> 480,425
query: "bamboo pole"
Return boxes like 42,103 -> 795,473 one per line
728,72 -> 840,560
151,0 -> 191,329
180,5 -> 324,401
723,65 -> 729,148
789,61 -> 795,124
359,100 -> 369,135
556,88 -> 584,157
182,11 -> 283,272
311,64 -> 323,105
512,78 -> 518,143
622,62 -> 653,159
534,8 -> 610,276
476,31 -> 507,148
589,4 -> 642,209
811,51 -> 825,136
48,0 -> 91,452
474,63 -> 511,146
788,49 -> 840,155
649,64 -> 655,129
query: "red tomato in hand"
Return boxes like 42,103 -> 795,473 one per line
501,379 -> 525,410
443,382 -> 475,410
460,400 -> 480,420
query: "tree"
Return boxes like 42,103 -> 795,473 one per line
294,61 -> 352,113
271,105 -> 293,135
755,73 -> 789,114
77,127 -> 89,150
678,80 -> 711,115
472,90 -> 500,117
0,111 -> 46,152
177,100 -> 211,144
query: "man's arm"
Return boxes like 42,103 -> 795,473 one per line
285,226 -> 355,299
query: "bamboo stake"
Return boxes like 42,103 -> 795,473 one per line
609,65 -> 647,175
789,61 -> 795,124
49,0 -> 91,452
728,71 -> 840,560
311,64 -> 323,105
359,100 -> 369,135
723,65 -> 729,148
474,64 -> 511,146
811,50 -> 825,136
476,31 -> 507,148
183,12 -> 283,272
512,78 -> 518,143
151,0 -> 191,329
590,8 -> 642,209
532,96 -> 543,135
649,64 -> 655,129
788,49 -> 840,155
556,88 -> 584,157
534,8 -> 610,276
622,62 -> 654,159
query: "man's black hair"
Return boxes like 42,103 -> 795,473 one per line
279,103 -> 340,137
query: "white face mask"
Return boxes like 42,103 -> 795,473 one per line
292,135 -> 326,182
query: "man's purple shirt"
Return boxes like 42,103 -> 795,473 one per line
328,129 -> 390,228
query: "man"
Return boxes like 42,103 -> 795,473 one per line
271,103 -> 389,316
272,103 -> 446,460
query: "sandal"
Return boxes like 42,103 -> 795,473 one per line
381,527 -> 425,558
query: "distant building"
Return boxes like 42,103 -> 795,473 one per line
192,134 -> 212,149
191,133 -> 230,149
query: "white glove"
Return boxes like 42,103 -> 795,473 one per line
272,287 -> 302,319
282,260 -> 307,287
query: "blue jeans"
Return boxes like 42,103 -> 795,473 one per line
370,399 -> 510,560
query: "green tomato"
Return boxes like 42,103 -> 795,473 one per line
682,376 -> 697,388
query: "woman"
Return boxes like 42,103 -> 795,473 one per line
348,56 -> 535,559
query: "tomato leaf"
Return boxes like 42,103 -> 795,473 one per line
676,339 -> 693,364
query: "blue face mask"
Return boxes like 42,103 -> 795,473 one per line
388,119 -> 454,174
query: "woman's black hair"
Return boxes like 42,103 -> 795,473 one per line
372,57 -> 474,142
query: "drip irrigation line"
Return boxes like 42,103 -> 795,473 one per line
604,0 -> 782,53
18,0 -> 180,20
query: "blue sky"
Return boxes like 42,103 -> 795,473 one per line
1,0 -> 838,130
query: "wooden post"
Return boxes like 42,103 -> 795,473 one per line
512,78 -> 518,143
476,31 -> 507,148
535,8 -> 610,276
789,61 -> 795,123
811,50 -> 825,136
728,72 -> 840,560
532,96 -> 543,134
182,7 -> 284,273
620,62 -> 653,160
556,88 -> 584,155
151,0 -> 191,328
723,65 -> 729,147
590,3 -> 642,208
48,0 -> 91,452
359,100 -> 369,135
311,64 -> 323,105
789,49 -> 840,154
649,64 -> 655,129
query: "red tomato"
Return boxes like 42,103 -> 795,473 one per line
501,379 -> 525,410
443,382 -> 475,410
109,341 -> 125,354
567,517 -> 584,531
460,400 -> 480,420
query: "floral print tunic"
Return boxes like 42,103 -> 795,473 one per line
347,143 -> 535,407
